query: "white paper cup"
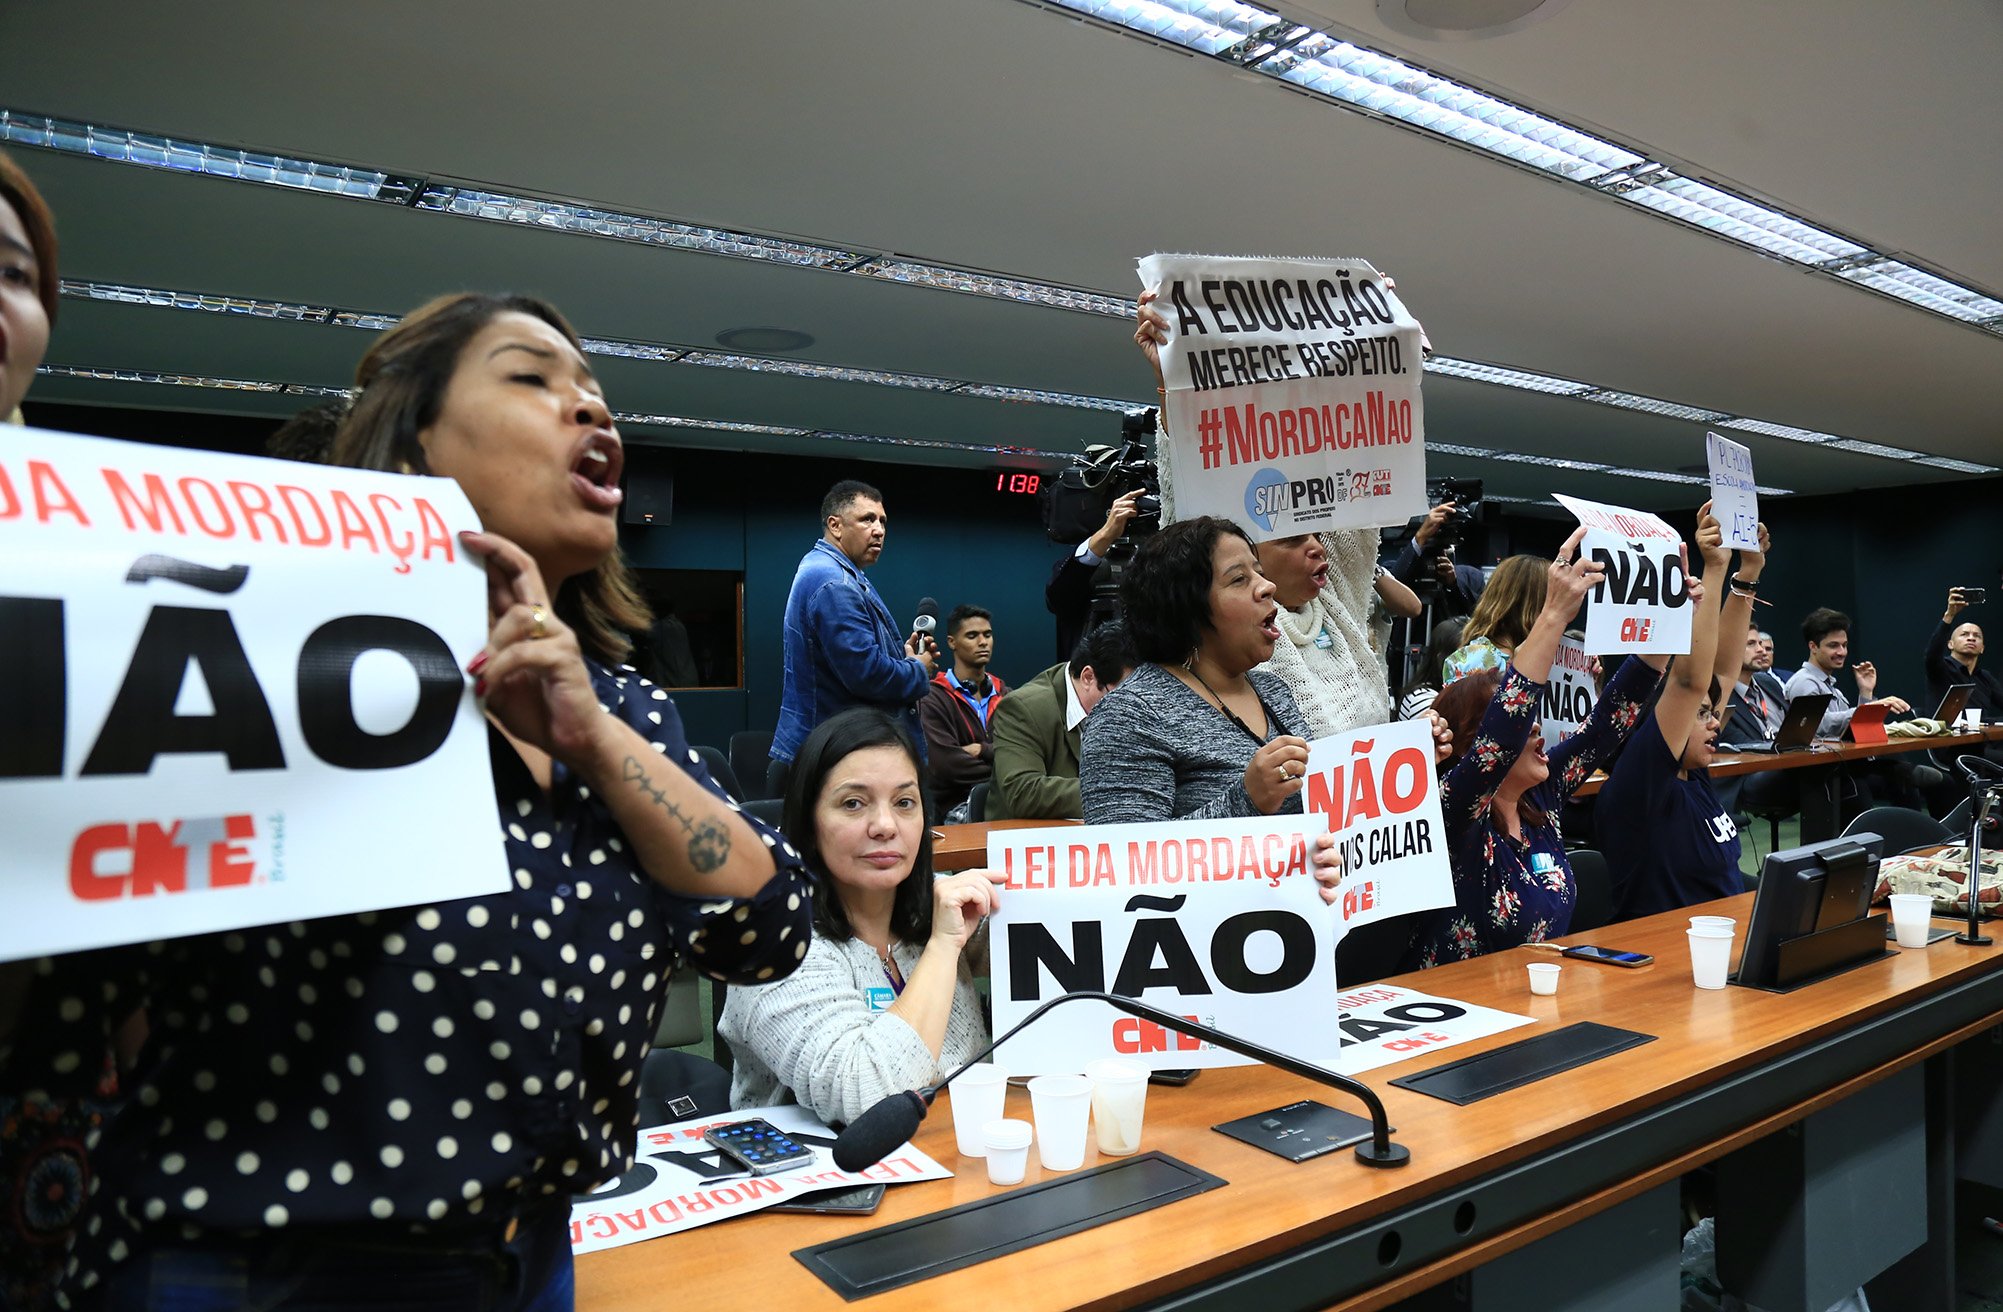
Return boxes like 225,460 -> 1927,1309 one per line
1027,1074 -> 1093,1171
1084,1058 -> 1149,1157
1965,709 -> 1985,730
1689,915 -> 1735,933
1889,894 -> 1934,949
947,1063 -> 1010,1158
1688,925 -> 1734,990
1526,962 -> 1561,996
981,1118 -> 1032,1185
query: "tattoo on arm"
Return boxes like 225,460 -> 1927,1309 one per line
621,756 -> 732,874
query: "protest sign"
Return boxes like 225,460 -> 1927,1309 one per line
1330,983 -> 1533,1076
1301,717 -> 1454,954
987,815 -> 1337,1075
0,426 -> 506,961
1706,430 -> 1760,551
1138,254 -> 1426,540
569,1104 -> 949,1255
1553,493 -> 1692,655
1539,633 -> 1597,743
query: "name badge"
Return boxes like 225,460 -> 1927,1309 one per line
1529,852 -> 1558,876
864,986 -> 894,1013
1314,627 -> 1334,650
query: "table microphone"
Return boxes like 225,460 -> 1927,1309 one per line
831,990 -> 1409,1172
1955,755 -> 2003,948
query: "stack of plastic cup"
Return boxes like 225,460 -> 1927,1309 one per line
1687,920 -> 1735,989
981,1119 -> 1032,1185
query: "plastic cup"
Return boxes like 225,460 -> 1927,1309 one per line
1526,962 -> 1561,996
1026,1074 -> 1093,1171
1889,894 -> 1934,949
981,1119 -> 1032,1185
1688,925 -> 1734,990
1084,1058 -> 1149,1157
947,1063 -> 1010,1158
1966,709 -> 1985,730
1689,915 -> 1735,933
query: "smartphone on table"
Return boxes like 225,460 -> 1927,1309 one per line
1560,945 -> 1655,968
702,1118 -> 816,1176
770,1183 -> 888,1215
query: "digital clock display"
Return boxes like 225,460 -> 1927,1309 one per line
994,472 -> 1042,495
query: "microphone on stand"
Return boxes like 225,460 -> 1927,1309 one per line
831,990 -> 1409,1172
1954,755 -> 2003,948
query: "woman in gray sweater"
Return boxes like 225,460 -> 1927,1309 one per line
720,710 -> 1000,1124
1081,517 -> 1317,824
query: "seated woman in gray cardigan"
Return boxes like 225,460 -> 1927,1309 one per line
1080,516 -> 1319,823
720,709 -> 1001,1125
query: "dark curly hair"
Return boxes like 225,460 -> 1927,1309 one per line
783,708 -> 935,945
1120,516 -> 1255,664
1431,669 -> 1548,828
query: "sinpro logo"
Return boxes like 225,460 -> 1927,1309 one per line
1243,467 -> 1289,532
69,815 -> 258,900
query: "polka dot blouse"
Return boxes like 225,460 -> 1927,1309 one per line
1,661 -> 813,1296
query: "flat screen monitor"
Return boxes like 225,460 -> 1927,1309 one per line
1735,833 -> 1884,989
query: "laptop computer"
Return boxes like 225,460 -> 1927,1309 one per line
1934,682 -> 1976,726
1725,691 -> 1832,753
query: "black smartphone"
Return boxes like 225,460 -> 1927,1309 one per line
1561,945 -> 1654,968
1960,586 -> 1987,606
702,1119 -> 815,1176
769,1183 -> 887,1215
1149,1068 -> 1200,1086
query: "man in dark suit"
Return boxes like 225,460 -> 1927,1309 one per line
1718,623 -> 1799,821
987,622 -> 1136,821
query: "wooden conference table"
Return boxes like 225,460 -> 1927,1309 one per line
577,894 -> 2003,1311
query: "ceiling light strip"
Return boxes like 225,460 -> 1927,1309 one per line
1030,2 -> 2003,335
30,364 -> 1072,461
54,278 -> 1990,474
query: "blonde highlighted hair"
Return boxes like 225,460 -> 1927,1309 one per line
1461,555 -> 1548,655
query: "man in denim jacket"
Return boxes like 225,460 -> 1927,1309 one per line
771,481 -> 936,786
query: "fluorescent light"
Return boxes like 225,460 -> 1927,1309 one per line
1421,356 -> 1591,395
1913,455 -> 1998,474
53,278 -> 1992,476
1026,5 -> 2003,337
34,364 -> 346,396
0,109 -> 418,204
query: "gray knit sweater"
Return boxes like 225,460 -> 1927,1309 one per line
718,933 -> 989,1126
1079,663 -> 1311,824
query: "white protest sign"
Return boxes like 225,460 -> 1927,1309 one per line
1330,983 -> 1533,1075
0,426 -> 506,961
1705,431 -> 1760,551
1302,717 -> 1453,948
1138,254 -> 1426,541
569,1104 -> 950,1255
1553,493 -> 1692,654
987,815 -> 1336,1075
1539,633 -> 1597,743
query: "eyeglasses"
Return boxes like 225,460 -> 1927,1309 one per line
1696,706 -> 1721,724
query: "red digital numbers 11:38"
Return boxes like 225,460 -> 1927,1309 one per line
995,472 -> 1041,495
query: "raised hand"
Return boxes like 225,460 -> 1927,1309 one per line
1135,289 -> 1170,390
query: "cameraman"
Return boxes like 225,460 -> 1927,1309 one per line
1046,487 -> 1145,663
1385,500 -> 1487,618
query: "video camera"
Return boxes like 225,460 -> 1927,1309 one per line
1420,477 -> 1483,554
1043,407 -> 1162,545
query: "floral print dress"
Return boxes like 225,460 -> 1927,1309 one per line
1409,656 -> 1658,966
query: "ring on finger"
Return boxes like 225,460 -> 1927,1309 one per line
529,604 -> 548,640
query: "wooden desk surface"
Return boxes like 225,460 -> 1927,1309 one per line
578,896 -> 2003,1311
933,818 -> 1080,872
1572,726 -> 1999,798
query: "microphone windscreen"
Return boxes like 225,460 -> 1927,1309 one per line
831,1090 -> 927,1172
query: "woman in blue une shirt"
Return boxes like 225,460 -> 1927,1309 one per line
1599,505 -> 1758,920
1,294 -> 814,1310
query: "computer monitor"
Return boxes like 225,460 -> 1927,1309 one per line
1735,833 -> 1885,989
